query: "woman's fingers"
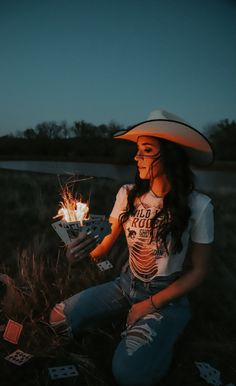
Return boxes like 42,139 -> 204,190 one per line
72,239 -> 97,260
71,234 -> 99,252
69,231 -> 90,248
66,233 -> 100,264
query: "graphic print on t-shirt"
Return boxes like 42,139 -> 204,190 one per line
111,185 -> 214,280
125,197 -> 169,282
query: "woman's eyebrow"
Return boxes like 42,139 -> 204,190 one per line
139,142 -> 154,146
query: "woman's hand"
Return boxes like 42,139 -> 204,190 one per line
126,298 -> 155,326
66,231 -> 99,265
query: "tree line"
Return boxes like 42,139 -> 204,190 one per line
0,118 -> 235,162
0,120 -> 135,164
8,120 -> 123,140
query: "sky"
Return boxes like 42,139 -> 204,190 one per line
0,0 -> 236,136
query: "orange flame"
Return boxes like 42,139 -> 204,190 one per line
54,186 -> 89,224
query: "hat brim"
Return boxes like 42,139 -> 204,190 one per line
113,119 -> 214,167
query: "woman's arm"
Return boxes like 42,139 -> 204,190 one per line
127,241 -> 213,325
150,241 -> 213,308
66,216 -> 122,264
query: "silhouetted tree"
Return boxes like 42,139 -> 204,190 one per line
73,120 -> 97,138
35,121 -> 63,139
107,121 -> 124,138
23,128 -> 37,139
60,121 -> 70,139
208,119 -> 236,160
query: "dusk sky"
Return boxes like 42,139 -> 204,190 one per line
0,0 -> 236,136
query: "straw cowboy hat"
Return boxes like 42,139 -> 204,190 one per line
113,110 -> 214,167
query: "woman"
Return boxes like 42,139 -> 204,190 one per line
50,110 -> 214,386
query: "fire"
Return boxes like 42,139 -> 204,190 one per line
54,186 -> 89,224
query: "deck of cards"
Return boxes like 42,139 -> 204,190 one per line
52,214 -> 111,245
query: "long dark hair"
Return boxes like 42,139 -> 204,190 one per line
119,138 -> 195,254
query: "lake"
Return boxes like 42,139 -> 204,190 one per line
0,160 -> 235,193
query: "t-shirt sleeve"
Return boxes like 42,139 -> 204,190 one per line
109,185 -> 130,219
190,199 -> 214,243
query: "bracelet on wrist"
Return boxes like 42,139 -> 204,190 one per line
150,295 -> 159,311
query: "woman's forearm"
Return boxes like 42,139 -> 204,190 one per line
151,268 -> 207,309
151,242 -> 212,309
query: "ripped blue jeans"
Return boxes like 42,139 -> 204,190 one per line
52,266 -> 191,386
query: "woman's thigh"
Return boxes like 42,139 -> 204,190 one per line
112,299 -> 191,386
62,279 -> 130,333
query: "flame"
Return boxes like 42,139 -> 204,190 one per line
54,186 -> 89,223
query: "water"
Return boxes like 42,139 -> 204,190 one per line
0,160 -> 235,193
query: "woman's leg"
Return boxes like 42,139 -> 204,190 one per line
50,279 -> 130,337
112,297 -> 191,386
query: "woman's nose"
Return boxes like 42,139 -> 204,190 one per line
134,151 -> 142,161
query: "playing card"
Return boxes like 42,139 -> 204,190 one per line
3,319 -> 23,344
64,222 -> 88,240
195,362 -> 222,386
51,221 -> 71,244
48,365 -> 79,380
5,349 -> 33,366
88,219 -> 111,240
97,260 -> 113,271
52,215 -> 111,244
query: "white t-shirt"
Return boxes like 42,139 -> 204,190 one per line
110,184 -> 214,282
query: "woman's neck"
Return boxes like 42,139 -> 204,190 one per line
150,175 -> 171,198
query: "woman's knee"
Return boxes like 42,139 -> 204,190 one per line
112,322 -> 171,386
112,350 -> 156,386
112,353 -> 133,386
49,302 -> 72,338
112,351 -> 167,386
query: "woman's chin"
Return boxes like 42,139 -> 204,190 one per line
139,171 -> 150,180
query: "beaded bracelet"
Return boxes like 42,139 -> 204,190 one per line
150,295 -> 159,311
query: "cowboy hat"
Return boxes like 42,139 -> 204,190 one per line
113,110 -> 214,167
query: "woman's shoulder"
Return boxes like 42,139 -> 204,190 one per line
188,189 -> 213,211
116,184 -> 134,196
110,184 -> 134,217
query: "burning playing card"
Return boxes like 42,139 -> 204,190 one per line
3,319 -> 23,344
52,184 -> 111,244
53,215 -> 111,244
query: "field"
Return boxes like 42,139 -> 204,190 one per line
0,169 -> 235,386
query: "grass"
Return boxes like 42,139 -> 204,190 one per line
0,169 -> 235,385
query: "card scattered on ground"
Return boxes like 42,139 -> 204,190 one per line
3,319 -> 23,344
195,362 -> 223,386
48,365 -> 79,380
5,350 -> 33,366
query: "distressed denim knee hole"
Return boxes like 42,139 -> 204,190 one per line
49,302 -> 72,338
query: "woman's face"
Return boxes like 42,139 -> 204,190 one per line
134,136 -> 164,180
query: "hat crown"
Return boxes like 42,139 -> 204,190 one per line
147,109 -> 188,124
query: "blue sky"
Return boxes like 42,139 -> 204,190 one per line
0,0 -> 236,136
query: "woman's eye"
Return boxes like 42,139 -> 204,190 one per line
144,148 -> 152,153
